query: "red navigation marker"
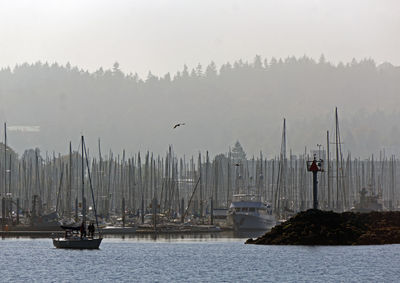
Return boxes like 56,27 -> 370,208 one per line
309,160 -> 319,172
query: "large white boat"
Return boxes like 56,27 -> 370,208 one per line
227,194 -> 275,231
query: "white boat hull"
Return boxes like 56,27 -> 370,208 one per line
228,214 -> 275,231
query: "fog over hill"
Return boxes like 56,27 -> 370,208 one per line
1,55 -> 399,158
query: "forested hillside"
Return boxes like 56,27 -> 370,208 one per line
0,56 -> 399,157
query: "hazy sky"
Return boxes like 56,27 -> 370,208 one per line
0,0 -> 399,77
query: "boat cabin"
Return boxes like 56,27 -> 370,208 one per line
229,194 -> 273,215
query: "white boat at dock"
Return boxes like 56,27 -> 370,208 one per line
227,194 -> 276,231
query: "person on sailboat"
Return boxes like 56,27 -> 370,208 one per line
88,222 -> 95,238
80,222 -> 86,239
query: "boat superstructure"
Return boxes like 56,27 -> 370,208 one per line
351,187 -> 383,213
227,194 -> 275,231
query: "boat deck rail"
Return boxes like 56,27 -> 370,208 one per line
232,194 -> 262,202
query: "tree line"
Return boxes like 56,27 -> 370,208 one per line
0,55 -> 399,157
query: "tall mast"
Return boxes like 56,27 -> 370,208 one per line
278,118 -> 287,213
227,149 -> 231,208
198,152 -> 203,218
98,139 -> 103,214
327,130 -> 331,209
4,122 -> 7,197
69,141 -> 72,218
83,138 -> 100,230
81,136 -> 85,224
335,108 -> 340,209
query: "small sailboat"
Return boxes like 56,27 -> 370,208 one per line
53,136 -> 103,249
53,225 -> 102,249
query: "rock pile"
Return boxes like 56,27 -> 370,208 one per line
246,209 -> 400,245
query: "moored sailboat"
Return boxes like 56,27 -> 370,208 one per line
227,194 -> 275,231
53,136 -> 103,249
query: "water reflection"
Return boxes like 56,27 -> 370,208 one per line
232,230 -> 266,239
104,230 -> 267,242
1,229 -> 269,242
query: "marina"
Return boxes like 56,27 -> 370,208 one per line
1,1 -> 399,282
1,111 -> 400,236
1,121 -> 400,236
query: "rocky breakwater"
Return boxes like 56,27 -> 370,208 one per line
246,209 -> 400,245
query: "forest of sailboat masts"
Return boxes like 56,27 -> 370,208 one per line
0,133 -> 399,223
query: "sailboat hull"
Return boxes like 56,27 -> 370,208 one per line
53,238 -> 102,249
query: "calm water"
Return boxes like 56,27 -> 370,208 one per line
1,234 -> 399,282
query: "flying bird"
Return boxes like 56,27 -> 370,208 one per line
173,123 -> 185,129
234,163 -> 241,166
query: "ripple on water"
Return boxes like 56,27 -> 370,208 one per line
1,238 -> 400,282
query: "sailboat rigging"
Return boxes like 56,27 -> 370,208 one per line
52,136 -> 103,249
